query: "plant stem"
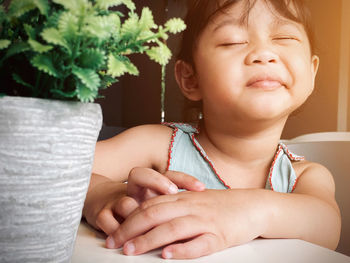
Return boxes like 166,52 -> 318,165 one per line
160,64 -> 166,123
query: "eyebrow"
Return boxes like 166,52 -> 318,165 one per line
212,16 -> 302,33
212,17 -> 245,32
271,18 -> 302,31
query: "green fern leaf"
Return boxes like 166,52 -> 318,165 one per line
120,0 -> 136,11
107,54 -> 128,77
8,0 -> 36,18
137,30 -> 156,43
58,11 -> 79,38
12,73 -> 34,89
50,88 -> 77,98
41,27 -> 69,50
157,26 -> 169,40
99,72 -> 117,89
124,60 -> 139,76
28,39 -> 53,53
95,0 -> 135,10
24,24 -> 36,39
96,0 -> 123,10
139,7 -> 156,31
165,18 -> 186,34
52,0 -> 88,12
120,12 -> 140,39
75,81 -> 98,103
146,43 -> 172,66
32,0 -> 50,16
72,66 -> 101,91
78,48 -> 106,69
1,42 -> 30,62
46,11 -> 61,28
0,40 -> 11,50
8,0 -> 48,17
31,53 -> 60,77
84,14 -> 119,40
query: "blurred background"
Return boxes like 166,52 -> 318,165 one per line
96,0 -> 350,139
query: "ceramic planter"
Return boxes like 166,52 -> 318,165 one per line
0,96 -> 102,262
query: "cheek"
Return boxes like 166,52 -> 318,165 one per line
195,52 -> 242,86
195,56 -> 224,88
289,55 -> 314,87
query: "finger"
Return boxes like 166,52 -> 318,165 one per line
164,170 -> 205,191
143,188 -> 159,200
95,208 -> 120,236
127,193 -> 179,219
114,196 -> 139,219
123,216 -> 203,256
106,198 -> 188,249
162,233 -> 221,259
128,167 -> 178,196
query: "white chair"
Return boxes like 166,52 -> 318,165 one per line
286,140 -> 350,256
285,132 -> 350,143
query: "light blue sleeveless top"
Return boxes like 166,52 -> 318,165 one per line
165,123 -> 304,193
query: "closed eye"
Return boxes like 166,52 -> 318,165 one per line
273,36 -> 300,41
220,41 -> 248,47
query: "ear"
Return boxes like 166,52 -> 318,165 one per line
174,60 -> 202,101
309,55 -> 320,93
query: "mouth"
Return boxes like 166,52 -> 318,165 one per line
247,76 -> 285,91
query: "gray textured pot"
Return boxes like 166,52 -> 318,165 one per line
0,96 -> 102,263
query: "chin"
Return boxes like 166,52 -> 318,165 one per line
244,105 -> 291,121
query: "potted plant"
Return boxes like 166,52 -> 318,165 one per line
0,0 -> 185,262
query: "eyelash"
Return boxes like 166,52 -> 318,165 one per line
273,36 -> 299,41
219,36 -> 299,47
220,42 -> 248,47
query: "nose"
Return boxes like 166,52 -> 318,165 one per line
245,44 -> 278,65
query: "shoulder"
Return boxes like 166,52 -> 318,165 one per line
98,124 -> 174,146
100,124 -> 174,158
114,124 -> 174,140
292,160 -> 338,208
94,124 -> 174,177
292,160 -> 333,181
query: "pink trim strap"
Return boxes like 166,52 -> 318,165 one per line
166,127 -> 178,171
191,134 -> 231,189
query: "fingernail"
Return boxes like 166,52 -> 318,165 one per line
106,236 -> 115,248
168,184 -> 178,194
124,241 -> 135,255
163,249 -> 173,259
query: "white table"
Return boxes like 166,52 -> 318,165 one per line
72,222 -> 350,263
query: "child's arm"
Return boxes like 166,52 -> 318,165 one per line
261,162 -> 341,245
126,168 -> 205,204
83,125 -> 204,235
83,124 -> 172,234
106,162 -> 340,259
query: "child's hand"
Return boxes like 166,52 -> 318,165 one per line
84,170 -> 205,237
127,168 -> 206,204
106,189 -> 267,259
83,178 -> 137,236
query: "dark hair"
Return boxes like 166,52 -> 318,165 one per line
178,0 -> 315,122
178,0 -> 314,66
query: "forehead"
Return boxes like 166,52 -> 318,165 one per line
207,0 -> 300,30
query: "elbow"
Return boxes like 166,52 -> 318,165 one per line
307,206 -> 341,251
328,212 -> 341,250
326,203 -> 342,250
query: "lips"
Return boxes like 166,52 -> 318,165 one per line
247,76 -> 285,90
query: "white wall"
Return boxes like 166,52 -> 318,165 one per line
283,0 -> 350,138
337,0 -> 350,131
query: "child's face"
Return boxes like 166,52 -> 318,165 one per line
192,0 -> 319,123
